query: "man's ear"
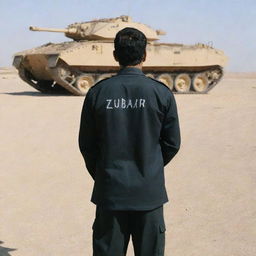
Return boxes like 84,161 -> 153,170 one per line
113,50 -> 119,62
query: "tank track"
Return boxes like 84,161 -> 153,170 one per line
167,68 -> 223,94
18,63 -> 223,95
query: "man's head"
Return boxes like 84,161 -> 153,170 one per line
114,27 -> 147,67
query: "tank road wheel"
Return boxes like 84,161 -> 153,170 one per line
192,73 -> 209,92
75,75 -> 94,95
174,73 -> 191,93
157,74 -> 173,90
96,74 -> 112,83
146,73 -> 155,79
58,65 -> 76,84
208,70 -> 221,82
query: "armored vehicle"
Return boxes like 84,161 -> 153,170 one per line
13,15 -> 228,95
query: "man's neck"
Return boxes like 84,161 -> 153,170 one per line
120,63 -> 143,70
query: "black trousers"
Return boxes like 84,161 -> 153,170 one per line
92,205 -> 166,256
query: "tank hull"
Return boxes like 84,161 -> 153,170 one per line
13,40 -> 227,95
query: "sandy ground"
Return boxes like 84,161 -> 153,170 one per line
0,70 -> 255,256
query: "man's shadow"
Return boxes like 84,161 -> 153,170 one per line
0,241 -> 17,256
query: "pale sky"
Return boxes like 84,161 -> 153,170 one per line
0,0 -> 255,71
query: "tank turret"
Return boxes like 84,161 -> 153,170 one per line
29,15 -> 164,41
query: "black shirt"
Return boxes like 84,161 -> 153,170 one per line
79,67 -> 181,210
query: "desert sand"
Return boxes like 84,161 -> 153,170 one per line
0,69 -> 255,256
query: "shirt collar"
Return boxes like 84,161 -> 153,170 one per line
117,67 -> 145,76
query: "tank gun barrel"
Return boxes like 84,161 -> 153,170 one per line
29,26 -> 76,34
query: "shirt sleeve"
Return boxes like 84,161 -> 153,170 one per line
160,91 -> 181,166
78,89 -> 98,179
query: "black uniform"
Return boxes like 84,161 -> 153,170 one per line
79,67 -> 181,255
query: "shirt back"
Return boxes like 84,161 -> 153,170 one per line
79,67 -> 181,210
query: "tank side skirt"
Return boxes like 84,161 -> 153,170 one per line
70,65 -> 218,73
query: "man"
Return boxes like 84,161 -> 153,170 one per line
79,27 -> 181,256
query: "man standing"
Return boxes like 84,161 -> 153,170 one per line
79,27 -> 180,256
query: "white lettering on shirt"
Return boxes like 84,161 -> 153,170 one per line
139,99 -> 146,108
106,98 -> 146,109
121,98 -> 126,109
127,99 -> 133,108
133,99 -> 138,108
106,99 -> 113,109
113,99 -> 120,108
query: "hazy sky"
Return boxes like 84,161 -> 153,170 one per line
0,0 -> 255,71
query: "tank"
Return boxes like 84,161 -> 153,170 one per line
13,15 -> 228,95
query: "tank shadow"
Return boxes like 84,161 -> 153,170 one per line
0,241 -> 17,256
3,91 -> 74,97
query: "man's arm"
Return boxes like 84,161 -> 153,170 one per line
160,91 -> 181,166
78,89 -> 97,179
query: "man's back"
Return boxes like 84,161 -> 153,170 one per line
79,67 -> 180,211
79,27 -> 180,256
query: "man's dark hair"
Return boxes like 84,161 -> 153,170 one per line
114,27 -> 147,66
